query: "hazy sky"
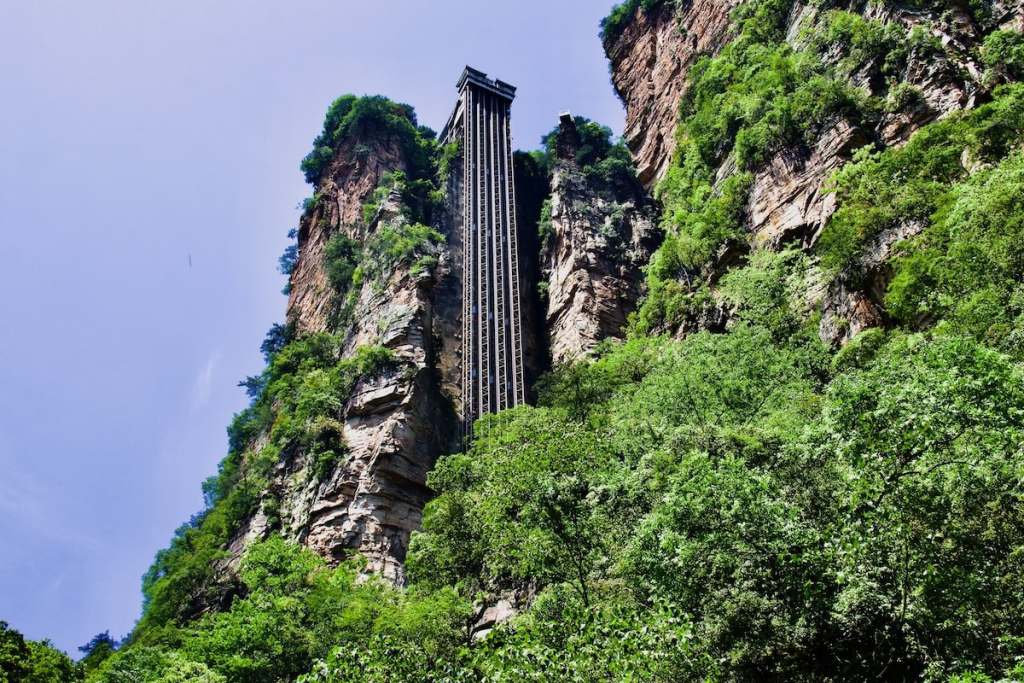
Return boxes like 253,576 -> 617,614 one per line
0,0 -> 624,656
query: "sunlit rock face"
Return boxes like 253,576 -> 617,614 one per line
605,0 -> 1020,346
542,116 -> 659,364
605,0 -> 740,190
229,134 -> 459,585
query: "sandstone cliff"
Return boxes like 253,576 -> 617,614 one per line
604,0 -> 1024,345
287,135 -> 406,335
605,0 -> 741,189
542,115 -> 659,363
227,119 -> 460,583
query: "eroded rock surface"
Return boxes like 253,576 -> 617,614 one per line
605,0 -> 740,189
232,137 -> 458,583
542,116 -> 659,363
287,137 -> 407,335
605,0 -> 1019,345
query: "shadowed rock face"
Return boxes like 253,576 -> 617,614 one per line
605,0 -> 1023,346
542,117 -> 660,364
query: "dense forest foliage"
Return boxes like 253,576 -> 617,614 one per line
6,0 -> 1023,680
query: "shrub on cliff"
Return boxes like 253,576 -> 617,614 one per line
600,0 -> 673,46
817,83 -> 1024,279
982,29 -> 1024,84
886,150 -> 1024,354
135,334 -> 398,642
324,234 -> 360,296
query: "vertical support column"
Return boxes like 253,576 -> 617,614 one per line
460,88 -> 474,438
476,89 -> 491,418
491,95 -> 508,412
503,104 -> 526,405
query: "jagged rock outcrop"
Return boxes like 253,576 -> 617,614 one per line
816,218 -> 924,344
231,130 -> 459,583
742,118 -> 868,250
542,115 -> 659,363
289,197 -> 453,582
746,0 -> 994,256
287,137 -> 406,335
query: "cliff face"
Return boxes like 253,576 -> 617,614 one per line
227,0 -> 1024,584
542,116 -> 659,363
605,0 -> 740,188
761,3 -> 1005,345
230,129 -> 459,583
287,196 -> 453,582
605,0 -> 1024,345
286,136 -> 407,335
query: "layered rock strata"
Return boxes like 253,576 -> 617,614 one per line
232,133 -> 459,583
604,0 -> 1021,345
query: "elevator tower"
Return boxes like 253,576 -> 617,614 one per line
439,67 -> 526,434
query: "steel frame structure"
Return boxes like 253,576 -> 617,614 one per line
440,67 -> 526,436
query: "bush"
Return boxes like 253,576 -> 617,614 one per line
324,234 -> 360,295
817,84 -> 1024,277
885,150 -> 1024,354
300,96 -> 435,186
805,11 -> 901,76
0,622 -> 82,682
357,220 -> 444,288
600,0 -> 672,46
884,82 -> 924,112
981,29 -> 1024,84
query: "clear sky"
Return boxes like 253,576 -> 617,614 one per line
0,0 -> 624,656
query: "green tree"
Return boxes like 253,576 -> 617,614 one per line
0,621 -> 31,682
411,407 -> 623,606
78,632 -> 118,675
25,640 -> 80,682
89,647 -> 223,683
798,334 -> 1024,678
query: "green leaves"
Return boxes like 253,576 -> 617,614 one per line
413,407 -> 621,604
0,622 -> 82,683
796,334 -> 1024,678
407,319 -> 1024,679
886,150 -> 1024,355
982,29 -> 1024,85
818,84 -> 1024,279
300,96 -> 434,186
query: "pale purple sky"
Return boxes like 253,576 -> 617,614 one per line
0,0 -> 624,655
